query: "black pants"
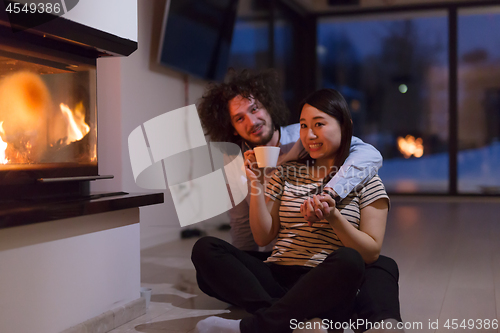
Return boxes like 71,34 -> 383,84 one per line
355,255 -> 402,331
192,236 -> 367,333
243,250 -> 402,331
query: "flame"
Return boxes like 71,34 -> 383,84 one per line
397,135 -> 424,158
60,102 -> 90,145
0,121 -> 8,164
0,71 -> 50,163
0,70 -> 93,164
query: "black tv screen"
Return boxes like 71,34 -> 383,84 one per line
158,0 -> 238,81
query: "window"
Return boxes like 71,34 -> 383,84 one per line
318,12 -> 449,193
458,6 -> 500,194
227,0 -> 271,71
228,20 -> 270,71
226,0 -> 308,123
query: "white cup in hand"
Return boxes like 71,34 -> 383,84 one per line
253,147 -> 280,168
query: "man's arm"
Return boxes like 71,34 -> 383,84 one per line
324,136 -> 382,200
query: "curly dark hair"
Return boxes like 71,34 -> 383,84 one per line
197,69 -> 290,144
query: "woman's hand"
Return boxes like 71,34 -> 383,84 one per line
299,187 -> 337,224
300,194 -> 335,226
244,150 -> 259,182
300,196 -> 324,225
316,194 -> 337,220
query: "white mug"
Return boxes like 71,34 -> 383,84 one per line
253,146 -> 280,168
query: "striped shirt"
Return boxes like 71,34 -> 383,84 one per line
264,161 -> 389,267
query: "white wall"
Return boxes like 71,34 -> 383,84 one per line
62,0 -> 137,41
0,209 -> 141,333
93,0 -> 225,249
94,56 -> 123,193
13,0 -> 137,41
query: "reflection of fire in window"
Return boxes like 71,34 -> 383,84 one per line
397,135 -> 424,158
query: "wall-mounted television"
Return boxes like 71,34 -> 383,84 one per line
158,0 -> 239,81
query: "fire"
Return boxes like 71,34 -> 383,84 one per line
0,102 -> 90,165
0,71 -> 50,163
397,135 -> 424,158
60,102 -> 90,145
0,121 -> 8,164
0,71 -> 93,165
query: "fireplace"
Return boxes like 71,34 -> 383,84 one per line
0,4 -> 165,333
0,7 -> 135,201
0,4 -> 163,230
0,45 -> 99,196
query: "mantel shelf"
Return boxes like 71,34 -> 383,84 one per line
0,192 -> 164,229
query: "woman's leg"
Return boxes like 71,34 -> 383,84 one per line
245,250 -> 273,261
240,247 -> 366,333
354,255 -> 403,332
191,236 -> 288,314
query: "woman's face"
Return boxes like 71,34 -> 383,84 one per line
299,103 -> 342,161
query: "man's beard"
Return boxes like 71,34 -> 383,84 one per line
249,123 -> 275,147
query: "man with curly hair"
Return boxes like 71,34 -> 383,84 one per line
193,70 -> 403,333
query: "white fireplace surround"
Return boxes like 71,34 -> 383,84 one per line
0,209 -> 143,333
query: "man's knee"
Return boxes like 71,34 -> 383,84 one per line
191,236 -> 224,264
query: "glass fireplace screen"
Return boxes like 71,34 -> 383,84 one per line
0,50 -> 97,173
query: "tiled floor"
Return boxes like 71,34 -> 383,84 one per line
109,197 -> 500,333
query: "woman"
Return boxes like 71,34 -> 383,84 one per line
193,89 -> 393,333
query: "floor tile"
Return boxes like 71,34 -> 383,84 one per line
131,307 -> 230,333
108,302 -> 177,333
436,287 -> 498,333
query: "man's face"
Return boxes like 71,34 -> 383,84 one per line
228,95 -> 275,146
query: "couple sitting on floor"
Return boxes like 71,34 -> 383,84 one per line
191,70 -> 403,333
